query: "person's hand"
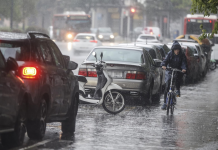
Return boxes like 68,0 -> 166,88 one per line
182,69 -> 186,73
162,66 -> 166,70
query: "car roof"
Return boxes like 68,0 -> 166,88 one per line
0,32 -> 28,40
138,34 -> 157,37
93,45 -> 143,51
118,43 -> 157,49
76,33 -> 96,36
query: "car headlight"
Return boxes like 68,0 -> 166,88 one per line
67,34 -> 73,39
98,35 -> 103,39
110,35 -> 114,39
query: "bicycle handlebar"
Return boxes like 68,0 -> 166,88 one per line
166,67 -> 184,73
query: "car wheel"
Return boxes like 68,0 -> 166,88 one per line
26,99 -> 47,140
62,94 -> 79,135
1,99 -> 27,147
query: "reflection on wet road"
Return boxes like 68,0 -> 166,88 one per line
1,42 -> 218,150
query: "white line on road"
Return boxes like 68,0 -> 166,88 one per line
19,139 -> 53,150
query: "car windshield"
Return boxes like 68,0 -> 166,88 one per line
0,41 -> 30,61
140,36 -> 155,40
98,28 -> 112,33
87,48 -> 144,63
76,35 -> 94,40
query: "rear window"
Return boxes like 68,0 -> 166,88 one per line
0,41 -> 30,61
140,36 -> 155,40
76,35 -> 94,40
87,48 -> 144,63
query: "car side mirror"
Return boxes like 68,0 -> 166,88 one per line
63,55 -> 70,67
153,59 -> 162,67
6,57 -> 18,71
67,61 -> 78,73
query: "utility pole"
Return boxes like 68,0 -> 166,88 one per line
22,0 -> 25,30
10,0 -> 14,29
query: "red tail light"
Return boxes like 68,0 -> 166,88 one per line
87,69 -> 97,77
136,72 -> 146,80
22,67 -> 37,79
78,68 -> 87,76
73,39 -> 80,42
158,34 -> 160,37
210,20 -> 212,23
90,40 -> 98,43
126,71 -> 146,80
188,19 -> 190,22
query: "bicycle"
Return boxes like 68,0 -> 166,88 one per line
165,67 -> 183,115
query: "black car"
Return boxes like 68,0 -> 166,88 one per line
0,31 -> 79,141
78,46 -> 162,105
0,51 -> 29,147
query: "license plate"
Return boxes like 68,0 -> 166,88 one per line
108,71 -> 123,78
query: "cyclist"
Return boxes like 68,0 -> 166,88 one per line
161,41 -> 187,110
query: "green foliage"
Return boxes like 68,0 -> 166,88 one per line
191,0 -> 218,40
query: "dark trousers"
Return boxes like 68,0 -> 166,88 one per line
164,72 -> 183,103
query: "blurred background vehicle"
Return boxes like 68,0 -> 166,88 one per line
53,11 -> 91,41
142,27 -> 163,42
72,33 -> 102,54
96,27 -> 115,42
136,34 -> 160,43
78,46 -> 162,105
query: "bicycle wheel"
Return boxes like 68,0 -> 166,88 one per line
166,93 -> 171,115
102,91 -> 125,114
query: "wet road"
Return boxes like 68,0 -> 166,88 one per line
1,42 -> 218,150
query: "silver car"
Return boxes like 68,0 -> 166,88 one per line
78,46 -> 162,104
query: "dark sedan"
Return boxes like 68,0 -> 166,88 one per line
0,52 -> 29,147
78,46 -> 162,105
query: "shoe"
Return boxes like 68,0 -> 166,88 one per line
175,90 -> 180,97
161,103 -> 167,110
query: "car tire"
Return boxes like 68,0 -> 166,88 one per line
142,82 -> 153,105
61,94 -> 79,135
26,99 -> 47,140
1,98 -> 27,147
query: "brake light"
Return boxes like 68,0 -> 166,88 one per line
126,71 -> 146,80
73,39 -> 79,42
87,69 -> 97,77
210,20 -> 212,23
90,40 -> 98,43
22,67 -> 37,78
78,68 -> 87,76
188,19 -> 190,22
158,34 -> 160,37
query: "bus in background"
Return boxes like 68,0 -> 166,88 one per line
184,14 -> 217,35
53,11 -> 91,41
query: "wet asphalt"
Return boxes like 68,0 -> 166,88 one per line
1,42 -> 218,150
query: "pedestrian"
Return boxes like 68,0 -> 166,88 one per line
161,40 -> 187,110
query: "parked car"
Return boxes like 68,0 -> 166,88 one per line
0,31 -> 79,140
210,34 -> 218,64
72,33 -> 102,54
78,46 -> 162,105
136,34 -> 160,43
142,27 -> 163,42
0,51 -> 29,147
119,43 -> 165,89
96,27 -> 114,42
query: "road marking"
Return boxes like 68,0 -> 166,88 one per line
19,139 -> 53,150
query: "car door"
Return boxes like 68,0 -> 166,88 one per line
47,41 -> 74,115
144,50 -> 160,94
37,41 -> 63,116
0,52 -> 18,123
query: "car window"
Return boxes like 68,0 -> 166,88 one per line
158,47 -> 165,57
0,41 -> 30,61
148,49 -> 156,59
143,50 -> 151,67
0,51 -> 5,69
37,42 -> 54,65
162,44 -> 171,54
144,50 -> 155,66
140,36 -> 155,40
87,48 -> 144,63
47,41 -> 65,68
76,35 -> 94,40
156,48 -> 162,60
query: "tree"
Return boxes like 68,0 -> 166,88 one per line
191,0 -> 218,40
